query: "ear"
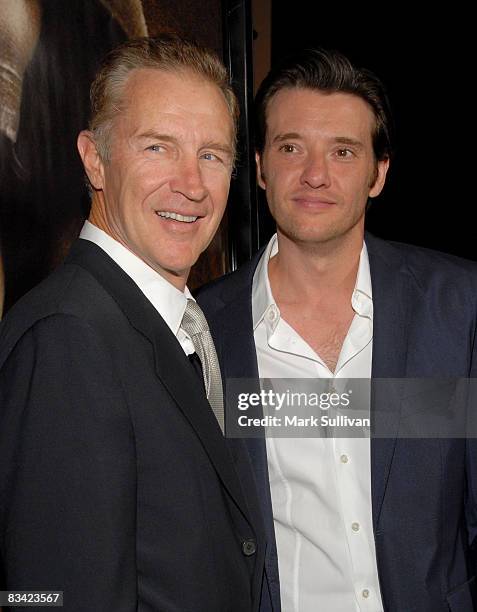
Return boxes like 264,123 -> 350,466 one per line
255,151 -> 267,190
369,158 -> 390,198
77,130 -> 105,190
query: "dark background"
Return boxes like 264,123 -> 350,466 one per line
1,1 -> 475,315
0,0 -> 224,313
257,2 -> 476,260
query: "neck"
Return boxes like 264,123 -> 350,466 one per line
269,229 -> 364,305
88,191 -> 109,232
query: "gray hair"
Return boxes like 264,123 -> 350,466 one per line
89,35 -> 239,161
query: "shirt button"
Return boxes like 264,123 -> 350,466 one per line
362,589 -> 370,599
242,539 -> 257,556
340,454 -> 349,464
267,307 -> 277,322
351,522 -> 360,532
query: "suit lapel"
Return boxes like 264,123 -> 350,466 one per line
204,255 -> 268,510
206,260 -> 271,473
66,239 -> 252,525
203,254 -> 281,605
366,234 -> 412,531
210,288 -> 272,531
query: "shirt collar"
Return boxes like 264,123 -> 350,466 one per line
352,243 -> 373,318
252,233 -> 279,331
251,233 -> 373,331
79,220 -> 192,336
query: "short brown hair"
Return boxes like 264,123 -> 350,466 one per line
255,47 -> 393,163
89,35 -> 239,160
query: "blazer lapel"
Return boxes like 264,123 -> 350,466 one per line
67,239 -> 252,525
203,254 -> 281,605
366,234 -> 412,531
204,255 -> 269,511
211,288 -> 272,526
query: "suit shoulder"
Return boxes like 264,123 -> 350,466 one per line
197,268 -> 241,298
391,239 -> 476,268
0,263 -> 123,367
366,236 -> 477,324
197,251 -> 263,313
367,235 -> 477,281
1,261 -> 121,324
197,268 -> 248,315
391,240 -> 477,281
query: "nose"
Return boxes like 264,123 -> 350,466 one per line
170,156 -> 207,202
300,151 -> 331,189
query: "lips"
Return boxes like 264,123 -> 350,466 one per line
291,197 -> 336,209
292,195 -> 336,204
156,211 -> 199,223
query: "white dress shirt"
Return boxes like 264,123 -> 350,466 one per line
79,221 -> 195,355
252,234 -> 384,612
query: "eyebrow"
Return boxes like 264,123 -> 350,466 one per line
136,131 -> 179,144
201,140 -> 234,156
272,132 -> 302,144
135,132 -> 233,156
271,132 -> 365,149
334,136 -> 365,149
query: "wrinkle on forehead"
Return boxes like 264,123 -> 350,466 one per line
109,68 -> 234,154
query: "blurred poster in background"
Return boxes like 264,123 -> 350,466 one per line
0,0 -> 225,316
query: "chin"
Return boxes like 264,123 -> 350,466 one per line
280,225 -> 329,243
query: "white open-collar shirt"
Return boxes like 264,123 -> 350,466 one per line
252,233 -> 384,612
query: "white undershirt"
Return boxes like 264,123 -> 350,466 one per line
79,221 -> 195,355
252,234 -> 384,612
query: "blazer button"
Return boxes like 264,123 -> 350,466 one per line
242,539 -> 257,556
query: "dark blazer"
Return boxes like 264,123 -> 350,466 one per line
198,233 -> 477,612
0,239 -> 265,612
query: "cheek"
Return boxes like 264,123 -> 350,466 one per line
132,164 -> 166,193
335,165 -> 371,194
208,174 -> 232,209
368,164 -> 379,188
126,156 -> 173,190
266,171 -> 289,204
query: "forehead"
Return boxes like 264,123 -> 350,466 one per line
265,87 -> 376,144
118,68 -> 234,142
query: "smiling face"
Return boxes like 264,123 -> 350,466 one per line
78,68 -> 234,289
257,87 -> 389,249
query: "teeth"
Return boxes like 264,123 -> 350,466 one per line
157,211 -> 198,223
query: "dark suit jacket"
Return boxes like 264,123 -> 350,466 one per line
0,239 -> 265,612
198,233 -> 477,612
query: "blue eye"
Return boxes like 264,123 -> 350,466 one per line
201,152 -> 218,161
147,144 -> 165,153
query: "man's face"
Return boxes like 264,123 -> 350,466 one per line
79,68 -> 234,288
257,88 -> 389,247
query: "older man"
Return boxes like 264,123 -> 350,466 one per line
0,36 -> 264,611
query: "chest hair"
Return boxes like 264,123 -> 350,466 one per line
279,303 -> 355,373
